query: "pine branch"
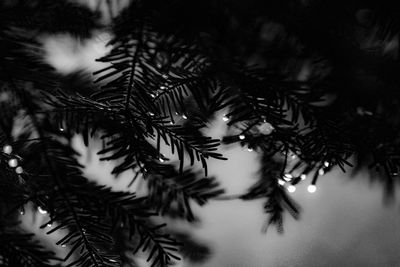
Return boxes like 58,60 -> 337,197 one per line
1,41 -> 121,266
152,76 -> 213,122
225,90 -> 288,129
44,87 -> 226,176
0,221 -> 60,267
300,120 -> 354,172
241,154 -> 299,233
128,220 -> 181,267
146,163 -> 224,222
150,121 -> 226,175
68,181 -> 181,267
42,183 -> 120,267
273,80 -> 325,125
100,188 -> 182,267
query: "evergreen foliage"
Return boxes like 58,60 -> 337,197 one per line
1,0 -> 400,266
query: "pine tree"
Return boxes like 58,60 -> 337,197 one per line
1,0 -> 400,266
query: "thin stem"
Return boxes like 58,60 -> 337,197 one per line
124,24 -> 144,112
